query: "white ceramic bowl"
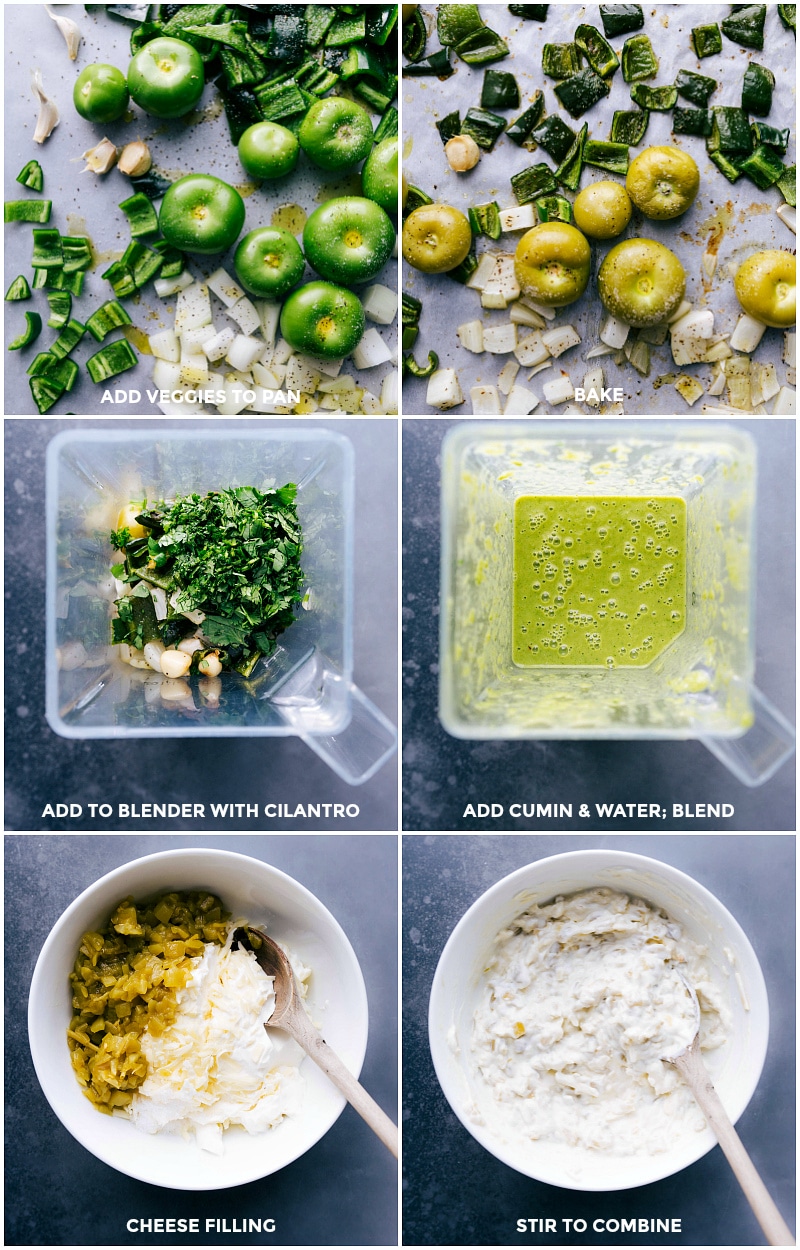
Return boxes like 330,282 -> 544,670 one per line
29,848 -> 369,1190
429,850 -> 769,1192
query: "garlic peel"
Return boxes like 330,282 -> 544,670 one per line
31,69 -> 60,144
45,5 -> 82,59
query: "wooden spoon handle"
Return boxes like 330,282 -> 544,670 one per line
673,1043 -> 794,1246
288,1002 -> 398,1158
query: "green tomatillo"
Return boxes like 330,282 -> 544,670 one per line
237,121 -> 299,180
234,227 -> 305,300
279,281 -> 365,359
127,37 -> 205,120
361,137 -> 399,215
303,196 -> 394,286
73,64 -> 129,124
298,97 -> 374,171
159,174 -> 245,255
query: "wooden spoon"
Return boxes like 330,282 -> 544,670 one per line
665,974 -> 793,1247
233,926 -> 398,1158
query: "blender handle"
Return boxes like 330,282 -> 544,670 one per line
699,684 -> 796,788
298,680 -> 398,786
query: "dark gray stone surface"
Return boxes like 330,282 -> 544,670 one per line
4,418 -> 398,831
402,834 -> 795,1247
402,419 -> 795,831
6,834 -> 397,1246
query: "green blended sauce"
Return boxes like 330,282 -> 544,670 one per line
512,495 -> 687,668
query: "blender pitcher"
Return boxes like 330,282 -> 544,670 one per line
46,428 -> 396,786
439,422 -> 794,787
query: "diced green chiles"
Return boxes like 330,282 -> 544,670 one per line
86,300 -> 133,342
556,122 -> 587,191
468,202 -> 502,239
8,310 -> 42,350
5,275 -> 31,301
119,192 -> 159,238
86,338 -> 138,384
691,23 -> 722,58
16,159 -> 44,192
4,199 -> 52,223
610,109 -> 649,145
62,236 -> 93,273
31,227 -> 63,269
621,34 -> 657,82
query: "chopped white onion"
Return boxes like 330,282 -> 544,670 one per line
206,268 -> 245,308
426,368 -> 463,409
470,385 -> 502,415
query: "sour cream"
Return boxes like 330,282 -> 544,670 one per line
471,888 -> 729,1156
128,937 -> 308,1154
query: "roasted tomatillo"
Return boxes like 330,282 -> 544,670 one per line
573,180 -> 632,239
734,250 -> 796,328
402,204 -> 472,274
626,145 -> 700,220
598,237 -> 686,327
514,222 -> 591,307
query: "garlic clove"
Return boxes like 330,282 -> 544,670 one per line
45,5 -> 82,59
31,69 -> 60,144
445,134 -> 481,172
118,140 -> 152,177
82,137 -> 119,175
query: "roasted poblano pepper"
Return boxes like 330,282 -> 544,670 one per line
542,42 -> 580,78
480,69 -> 519,109
583,139 -> 629,174
750,122 -> 790,154
738,145 -> 786,191
691,23 -> 722,58
468,202 -> 502,239
610,109 -> 649,145
741,63 -> 774,116
777,165 -> 796,207
674,69 -> 717,107
599,6 -> 644,38
672,107 -> 711,137
508,5 -> 549,19
630,83 -> 677,110
621,34 -> 657,82
554,68 -> 610,118
574,24 -> 619,77
721,5 -> 766,49
436,111 -> 462,145
403,7 -> 426,60
535,194 -> 573,223
778,4 -> 796,33
708,107 -> 753,155
556,122 -> 588,191
462,107 -> 507,150
454,26 -> 509,65
510,163 -> 558,204
505,94 -> 545,145
530,115 -> 577,164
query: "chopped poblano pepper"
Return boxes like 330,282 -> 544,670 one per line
574,24 -> 619,77
481,69 -> 520,109
402,7 -> 426,60
446,244 -> 479,284
51,318 -> 87,361
404,185 -> 433,215
599,6 -> 644,38
583,139 -> 629,174
535,194 -> 572,223
4,199 -> 52,223
119,192 -> 160,237
462,107 -> 507,151
86,337 -> 138,384
402,293 -> 423,326
691,24 -> 722,58
554,68 -> 610,117
709,150 -> 744,182
436,111 -> 462,145
32,268 -> 49,291
510,162 -> 559,204
739,145 -> 786,190
556,122 -> 588,191
542,42 -> 580,78
30,375 -> 64,412
505,94 -> 545,145
16,159 -> 44,192
709,107 -> 753,155
404,350 -> 439,378
672,107 -> 711,137
152,238 -> 185,279
86,300 -> 133,342
454,26 -> 509,65
610,108 -> 649,145
508,6 -> 549,19
630,83 -> 677,111
741,63 -> 774,116
530,116 -> 577,165
27,350 -> 56,377
750,122 -> 790,154
468,202 -> 501,239
32,228 -> 63,269
374,105 -> 398,143
778,4 -> 796,33
437,4 -> 484,47
777,165 -> 796,207
62,236 -> 93,273
8,311 -> 42,350
5,275 -> 31,301
325,14 -> 366,47
46,356 -> 79,393
621,34 -> 657,82
674,69 -> 717,107
402,49 -> 454,77
46,290 -> 72,329
721,6 -> 766,49
305,3 -> 336,48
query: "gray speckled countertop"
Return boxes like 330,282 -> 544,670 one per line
402,833 -> 795,1247
402,418 -> 795,830
4,418 -> 398,831
6,833 -> 397,1247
